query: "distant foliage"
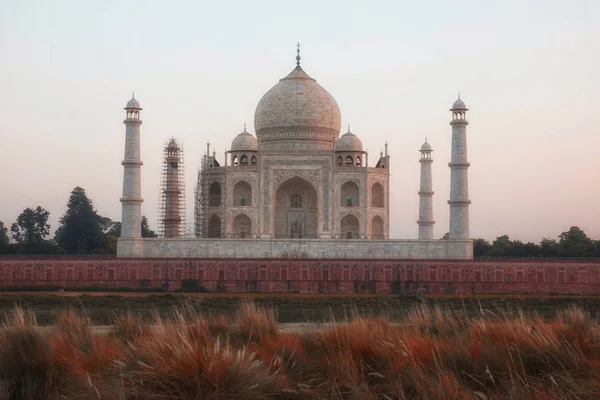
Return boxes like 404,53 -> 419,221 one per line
475,226 -> 600,258
55,187 -> 106,253
141,215 -> 157,238
0,221 -> 9,253
8,206 -> 58,254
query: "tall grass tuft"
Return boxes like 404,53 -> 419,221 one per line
1,302 -> 600,399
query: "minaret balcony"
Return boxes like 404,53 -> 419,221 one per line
123,118 -> 143,124
122,160 -> 144,167
447,200 -> 472,205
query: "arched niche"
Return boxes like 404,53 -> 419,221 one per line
233,213 -> 252,238
209,182 -> 222,207
341,214 -> 359,239
340,181 -> 359,207
233,180 -> 252,206
371,182 -> 384,208
372,215 -> 384,239
274,177 -> 317,239
208,214 -> 221,238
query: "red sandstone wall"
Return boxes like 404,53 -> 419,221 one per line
0,258 -> 599,295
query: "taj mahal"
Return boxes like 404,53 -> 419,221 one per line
117,47 -> 473,259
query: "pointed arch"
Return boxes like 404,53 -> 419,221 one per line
233,180 -> 252,206
240,155 -> 249,166
209,181 -> 221,207
208,214 -> 221,238
340,181 -> 359,207
233,213 -> 252,238
372,216 -> 384,239
274,177 -> 318,239
371,182 -> 384,208
341,214 -> 359,239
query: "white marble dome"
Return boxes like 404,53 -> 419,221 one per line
125,97 -> 141,109
254,65 -> 341,144
451,97 -> 467,110
231,130 -> 259,152
420,141 -> 432,151
335,130 -> 363,152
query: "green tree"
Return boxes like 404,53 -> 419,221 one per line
99,217 -> 154,238
540,238 -> 562,257
483,235 -> 541,258
473,238 -> 492,258
9,207 -> 58,254
509,240 -> 541,257
558,226 -> 594,257
0,221 -> 9,253
55,187 -> 106,253
486,235 -> 511,257
10,207 -> 50,244
141,216 -> 157,238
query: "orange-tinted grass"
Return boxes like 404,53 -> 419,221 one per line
1,304 -> 600,399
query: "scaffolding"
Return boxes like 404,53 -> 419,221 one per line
157,138 -> 186,238
194,154 -> 208,238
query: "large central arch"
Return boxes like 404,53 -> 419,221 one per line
274,177 -> 318,239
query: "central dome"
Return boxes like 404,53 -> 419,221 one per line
254,62 -> 341,147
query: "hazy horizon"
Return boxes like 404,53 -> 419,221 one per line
1,0 -> 599,243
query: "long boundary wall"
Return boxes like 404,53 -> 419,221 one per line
1,258 -> 600,295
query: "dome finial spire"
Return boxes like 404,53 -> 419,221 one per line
296,42 -> 301,68
458,92 -> 460,100
132,91 -> 135,99
348,123 -> 351,132
244,122 -> 246,131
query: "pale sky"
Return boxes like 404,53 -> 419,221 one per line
1,0 -> 599,243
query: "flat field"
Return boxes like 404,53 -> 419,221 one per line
1,291 -> 600,324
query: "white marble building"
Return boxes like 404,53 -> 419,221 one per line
117,48 -> 473,259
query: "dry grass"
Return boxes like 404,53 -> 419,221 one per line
0,302 -> 599,399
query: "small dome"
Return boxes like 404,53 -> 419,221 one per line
335,129 -> 363,152
231,130 -> 259,152
167,139 -> 179,151
420,141 -> 432,151
125,97 -> 141,109
451,97 -> 467,110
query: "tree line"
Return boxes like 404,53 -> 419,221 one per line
474,227 -> 600,258
0,187 -> 156,255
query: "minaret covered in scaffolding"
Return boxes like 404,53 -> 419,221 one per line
158,138 -> 186,238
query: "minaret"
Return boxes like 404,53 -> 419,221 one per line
119,95 -> 144,253
418,139 -> 434,239
448,95 -> 471,239
162,139 -> 183,238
